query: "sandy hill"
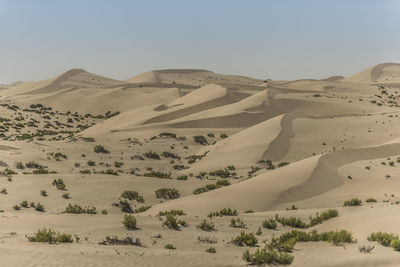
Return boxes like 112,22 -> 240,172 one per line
0,65 -> 400,267
344,62 -> 400,84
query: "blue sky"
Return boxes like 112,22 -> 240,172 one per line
0,0 -> 399,83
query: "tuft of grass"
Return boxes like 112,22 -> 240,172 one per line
197,219 -> 216,231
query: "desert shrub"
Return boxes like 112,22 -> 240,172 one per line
366,198 -> 377,203
144,151 -> 160,160
100,169 -> 118,176
197,219 -> 215,231
198,236 -> 217,244
33,169 -> 50,174
165,244 -> 176,249
208,207 -> 238,218
263,219 -> 278,230
308,209 -> 339,226
15,162 -> 25,169
206,247 -> 216,253
276,216 -> 307,228
64,204 -> 97,214
230,218 -> 247,228
193,135 -> 208,145
115,199 -> 133,213
143,171 -> 171,179
62,193 -> 70,199
156,188 -> 180,200
220,133 -> 228,139
177,175 -> 188,181
121,190 -> 144,202
162,151 -> 181,160
242,248 -> 294,265
233,232 -> 258,246
87,160 -> 96,166
279,229 -> 355,246
114,161 -> 123,168
163,214 -> 185,230
159,210 -> 186,216
134,206 -> 151,213
25,161 -> 46,169
122,214 -> 137,229
368,232 -> 398,247
94,145 -> 110,154
35,203 -> 45,212
278,161 -> 290,167
27,228 -> 73,243
52,178 -> 66,190
101,209 -> 108,215
343,198 -> 362,206
40,190 -> 48,197
390,239 -> 400,251
20,200 -> 29,208
13,205 -> 21,210
159,132 -> 177,138
99,236 -> 142,246
80,169 -> 91,174
193,179 -> 230,195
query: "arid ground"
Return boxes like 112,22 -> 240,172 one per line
1,63 -> 400,266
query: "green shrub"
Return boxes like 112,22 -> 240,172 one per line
230,218 -> 247,228
197,219 -> 215,231
368,232 -> 398,247
121,190 -> 144,202
35,203 -> 45,212
242,248 -> 294,265
391,239 -> 400,251
52,178 -> 66,190
163,214 -> 185,230
87,160 -> 96,166
134,206 -> 151,213
308,209 -> 338,227
276,216 -> 307,229
143,171 -> 171,179
366,198 -> 377,203
165,244 -> 176,249
20,200 -> 29,208
64,204 -> 97,214
122,214 -> 137,230
40,190 -> 48,197
343,198 -> 362,206
233,232 -> 258,246
193,179 -> 230,195
262,219 -> 278,230
156,188 -> 180,200
27,228 -> 73,243
193,135 -> 208,145
206,247 -> 216,253
94,145 -> 110,154
159,210 -> 186,216
144,151 -> 160,160
208,207 -> 238,218
177,175 -> 188,181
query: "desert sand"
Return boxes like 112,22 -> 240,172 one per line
0,63 -> 400,266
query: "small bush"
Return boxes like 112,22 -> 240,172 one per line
159,210 -> 186,216
40,190 -> 48,197
121,190 -> 144,202
242,248 -> 294,265
230,218 -> 247,228
193,135 -> 208,145
263,219 -> 278,230
27,228 -> 73,243
94,145 -> 110,154
366,198 -> 377,203
144,151 -> 160,160
156,188 -> 180,200
206,247 -> 216,253
64,204 -> 97,214
233,232 -> 258,246
163,214 -> 185,230
165,244 -> 176,249
208,207 -> 238,218
35,203 -> 45,212
122,214 -> 137,230
343,198 -> 362,206
52,178 -> 66,190
197,219 -> 216,231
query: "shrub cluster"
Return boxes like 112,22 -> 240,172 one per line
27,228 -> 73,243
193,179 -> 230,195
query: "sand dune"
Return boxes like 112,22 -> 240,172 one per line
1,64 -> 400,267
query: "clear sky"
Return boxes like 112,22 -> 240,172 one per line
1,0 -> 400,84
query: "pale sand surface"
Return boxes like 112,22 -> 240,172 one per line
0,63 -> 399,266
